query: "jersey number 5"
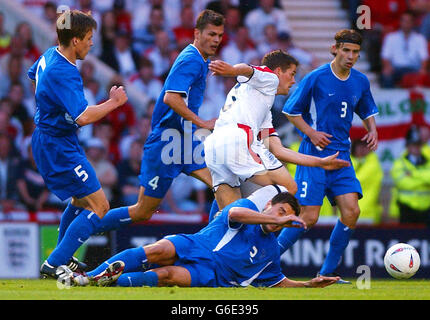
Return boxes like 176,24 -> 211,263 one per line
74,165 -> 89,182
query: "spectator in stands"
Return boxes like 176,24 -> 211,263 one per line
119,115 -> 151,161
17,143 -> 50,212
133,5 -> 168,54
102,75 -> 137,147
100,29 -> 140,79
173,5 -> 195,50
161,173 -> 209,214
0,36 -> 33,98
380,11 -> 429,88
221,5 -> 242,47
93,119 -> 121,165
15,22 -> 41,63
257,24 -> 279,57
244,0 -> 291,43
100,10 -> 118,54
0,12 -> 11,56
116,138 -> 143,206
391,126 -> 430,226
361,0 -> 408,72
220,25 -> 258,65
144,30 -> 173,78
276,31 -> 318,80
0,133 -> 21,212
43,1 -> 59,31
350,139 -> 384,225
7,83 -> 33,137
113,0 -> 133,35
85,137 -> 118,203
129,56 -> 163,101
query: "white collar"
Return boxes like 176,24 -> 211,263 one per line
55,47 -> 77,67
330,61 -> 350,81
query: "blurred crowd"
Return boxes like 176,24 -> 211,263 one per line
0,0 -> 428,226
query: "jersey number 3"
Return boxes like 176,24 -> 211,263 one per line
340,101 -> 347,118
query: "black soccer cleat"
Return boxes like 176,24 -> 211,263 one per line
40,260 -> 72,279
67,256 -> 88,274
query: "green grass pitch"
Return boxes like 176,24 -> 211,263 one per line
1,278 -> 430,300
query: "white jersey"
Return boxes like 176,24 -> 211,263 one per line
214,65 -> 279,141
204,66 -> 283,189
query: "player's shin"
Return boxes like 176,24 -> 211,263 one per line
116,271 -> 159,287
47,209 -> 102,266
57,203 -> 83,245
95,206 -> 132,233
86,247 -> 150,277
277,226 -> 306,255
319,219 -> 353,275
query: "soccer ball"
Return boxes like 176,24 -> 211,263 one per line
384,243 -> 420,279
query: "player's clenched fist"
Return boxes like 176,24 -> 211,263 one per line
110,85 -> 128,106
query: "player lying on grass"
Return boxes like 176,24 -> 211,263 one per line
203,50 -> 350,219
63,185 -> 339,288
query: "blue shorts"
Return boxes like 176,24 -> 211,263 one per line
139,133 -> 207,198
31,128 -> 101,201
164,234 -> 217,287
295,140 -> 362,206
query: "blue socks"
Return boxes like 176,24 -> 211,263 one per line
208,199 -> 220,222
87,247 -> 149,277
57,203 -> 83,245
95,207 -> 132,233
47,210 -> 102,266
117,271 -> 158,287
277,226 -> 306,255
319,219 -> 353,275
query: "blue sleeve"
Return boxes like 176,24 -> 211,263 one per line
28,55 -> 42,81
251,260 -> 285,287
46,67 -> 88,120
355,77 -> 379,120
282,72 -> 314,115
164,57 -> 201,97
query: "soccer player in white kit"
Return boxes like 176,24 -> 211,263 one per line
204,50 -> 350,211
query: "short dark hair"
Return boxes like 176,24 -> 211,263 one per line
56,10 -> 97,47
195,9 -> 225,31
271,192 -> 301,216
261,49 -> 299,72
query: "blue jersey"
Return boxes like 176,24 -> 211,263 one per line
149,44 -> 209,136
28,46 -> 88,137
168,198 -> 285,287
283,63 -> 378,151
28,47 -> 100,200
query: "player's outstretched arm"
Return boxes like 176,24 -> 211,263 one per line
76,86 -> 128,126
163,92 -> 216,130
209,60 -> 253,78
273,275 -> 340,288
228,207 -> 306,229
263,135 -> 350,170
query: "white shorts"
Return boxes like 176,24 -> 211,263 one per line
204,126 -> 283,189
